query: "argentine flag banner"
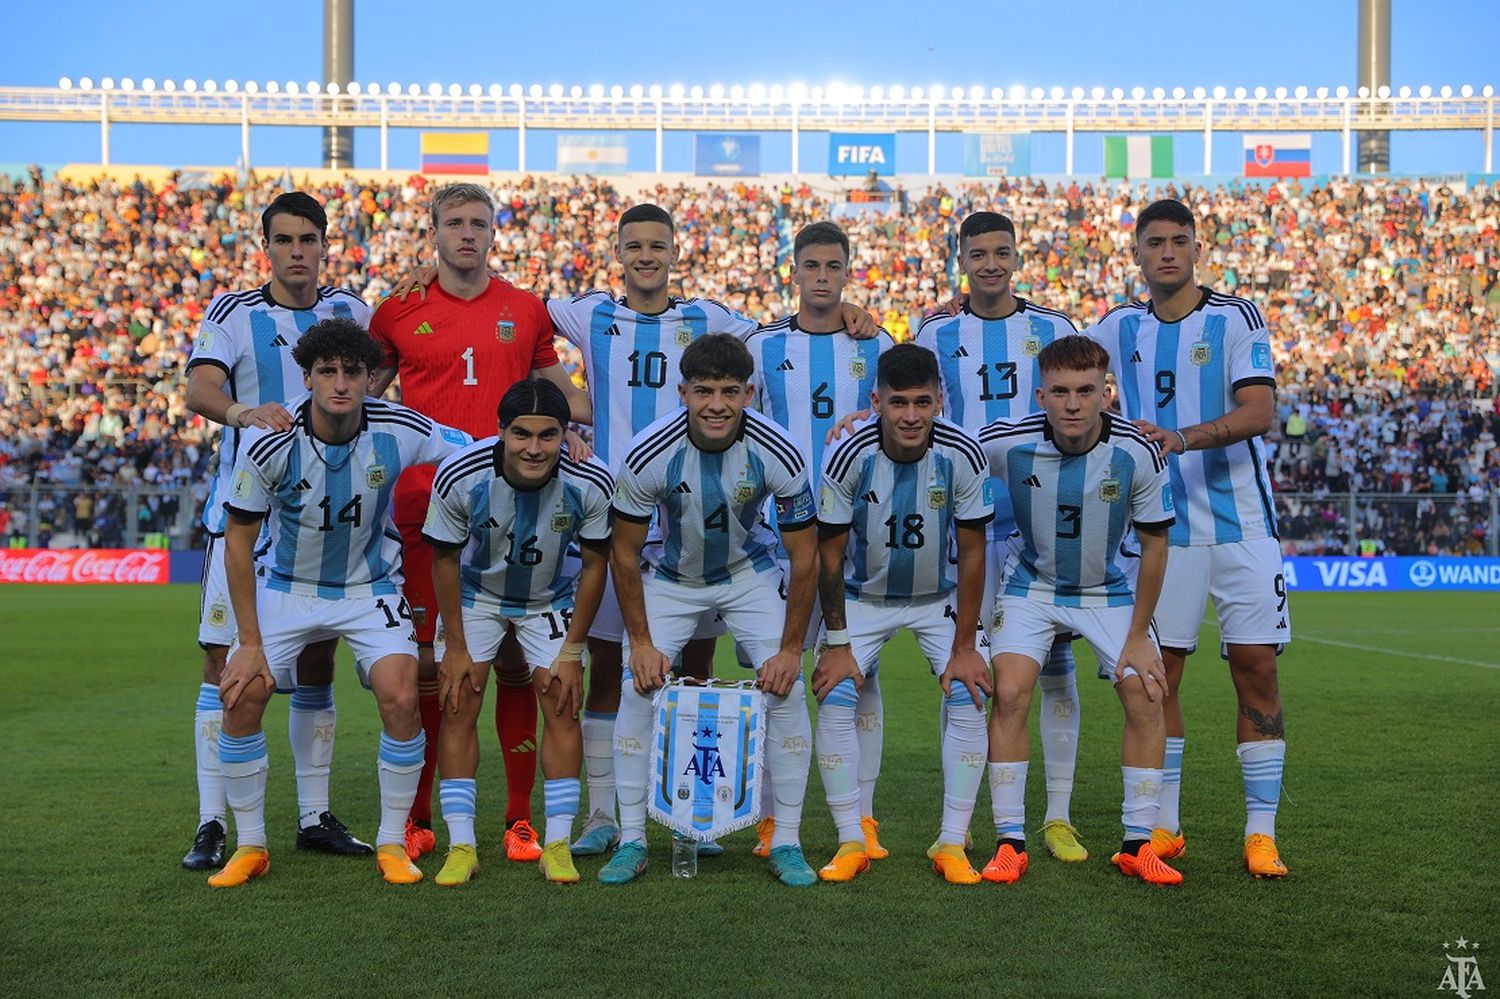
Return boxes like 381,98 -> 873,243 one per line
648,680 -> 765,841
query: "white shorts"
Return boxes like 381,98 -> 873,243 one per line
1153,537 -> 1291,655
459,604 -> 573,671
589,573 -> 725,644
242,588 -> 419,692
198,535 -> 237,648
624,569 -> 789,671
842,592 -> 988,678
989,595 -> 1154,683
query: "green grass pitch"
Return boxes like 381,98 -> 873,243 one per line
2,586 -> 1496,996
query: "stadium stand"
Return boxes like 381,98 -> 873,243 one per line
1,169 -> 1496,554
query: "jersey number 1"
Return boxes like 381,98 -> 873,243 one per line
461,347 -> 478,386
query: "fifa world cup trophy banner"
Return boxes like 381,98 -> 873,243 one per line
648,680 -> 766,841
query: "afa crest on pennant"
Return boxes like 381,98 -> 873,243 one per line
648,680 -> 766,840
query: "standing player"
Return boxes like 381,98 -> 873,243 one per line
545,205 -> 879,856
814,344 -> 992,884
746,221 -> 895,860
978,336 -> 1181,885
1087,198 -> 1290,878
209,318 -> 466,888
369,182 -> 591,865
603,334 -> 820,887
182,192 -> 372,869
422,380 -> 614,886
912,211 -> 1091,863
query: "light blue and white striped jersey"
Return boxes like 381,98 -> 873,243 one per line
227,398 -> 468,599
547,291 -> 757,468
979,413 -> 1173,608
422,439 -> 614,617
746,317 -> 894,489
187,285 -> 371,535
1086,288 -> 1278,547
613,408 -> 815,586
913,298 -> 1079,538
819,416 -> 993,601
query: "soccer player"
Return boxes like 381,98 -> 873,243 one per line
814,344 -> 992,884
745,220 -> 895,860
209,317 -> 467,888
977,335 -> 1181,886
912,211 -> 1092,863
603,334 -> 819,887
182,191 -> 372,869
1087,198 -> 1291,878
422,380 -> 614,886
369,182 -> 591,865
544,205 -> 880,857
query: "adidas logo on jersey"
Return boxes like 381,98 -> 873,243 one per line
672,482 -> 693,494
412,321 -> 434,336
270,334 -> 289,347
293,478 -> 312,491
1129,350 -> 1143,363
603,323 -> 622,337
481,516 -> 501,529
950,346 -> 970,358
776,359 -> 796,371
1022,475 -> 1042,488
861,490 -> 880,503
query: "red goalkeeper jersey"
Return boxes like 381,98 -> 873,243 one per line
369,276 -> 560,438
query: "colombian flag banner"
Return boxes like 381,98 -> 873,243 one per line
420,132 -> 489,175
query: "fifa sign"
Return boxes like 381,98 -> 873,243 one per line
828,133 -> 896,176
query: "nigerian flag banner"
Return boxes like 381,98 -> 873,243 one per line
1104,135 -> 1174,178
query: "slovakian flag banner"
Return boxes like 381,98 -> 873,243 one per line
1243,134 -> 1311,177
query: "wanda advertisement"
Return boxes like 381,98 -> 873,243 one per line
0,549 -> 170,585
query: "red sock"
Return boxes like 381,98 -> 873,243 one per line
494,677 -> 538,824
411,678 -> 442,826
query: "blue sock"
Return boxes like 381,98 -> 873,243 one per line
440,777 -> 478,847
543,777 -> 581,845
1238,740 -> 1285,838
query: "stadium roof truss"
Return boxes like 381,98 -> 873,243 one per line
3,83 -> 1495,173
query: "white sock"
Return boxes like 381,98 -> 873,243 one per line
440,777 -> 477,847
1038,643 -> 1079,824
194,683 -> 225,826
1121,765 -> 1165,843
940,685 -> 987,845
814,679 -> 862,843
218,730 -> 269,849
1159,736 -> 1185,833
376,731 -> 426,848
544,777 -> 580,845
1238,739 -> 1286,838
856,670 -> 884,817
766,678 -> 812,849
581,710 -> 617,820
759,759 -> 776,823
989,761 -> 1028,843
288,684 -> 335,828
613,671 -> 655,845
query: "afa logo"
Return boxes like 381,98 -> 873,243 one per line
366,464 -> 387,489
1437,939 -> 1485,999
733,480 -> 756,504
682,724 -> 726,786
849,356 -> 867,380
495,320 -> 515,343
676,323 -> 694,348
551,511 -> 573,534
1190,340 -> 1212,366
1099,477 -> 1122,503
927,485 -> 948,509
208,602 -> 229,628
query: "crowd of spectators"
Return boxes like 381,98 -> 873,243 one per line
1,166 -> 1497,554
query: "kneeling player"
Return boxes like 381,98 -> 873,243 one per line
978,336 -> 1181,885
604,334 -> 820,887
814,344 -> 993,884
211,318 -> 465,887
422,380 -> 613,886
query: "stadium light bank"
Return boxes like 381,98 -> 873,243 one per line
24,78 -> 1500,174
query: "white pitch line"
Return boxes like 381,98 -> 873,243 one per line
1196,617 -> 1500,670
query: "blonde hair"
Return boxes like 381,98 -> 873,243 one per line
430,183 -> 496,228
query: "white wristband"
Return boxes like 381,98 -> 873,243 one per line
225,403 -> 250,428
1172,428 -> 1189,453
824,628 -> 850,647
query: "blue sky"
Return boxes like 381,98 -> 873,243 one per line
3,0 -> 1497,176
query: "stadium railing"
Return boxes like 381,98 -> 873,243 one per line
2,483 -> 200,551
1275,491 -> 1500,557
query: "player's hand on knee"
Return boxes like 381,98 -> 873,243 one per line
759,650 -> 804,698
438,646 -> 482,712
941,648 -> 993,711
811,645 -> 861,703
563,428 -> 593,462
629,645 -> 671,694
827,409 -> 872,444
394,265 -> 438,302
1116,637 -> 1165,701
543,654 -> 585,718
221,644 -> 273,711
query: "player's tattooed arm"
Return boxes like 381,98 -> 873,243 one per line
1141,383 -> 1275,455
815,525 -> 850,632
1240,704 -> 1286,739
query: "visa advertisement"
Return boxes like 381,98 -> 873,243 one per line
1281,557 -> 1500,592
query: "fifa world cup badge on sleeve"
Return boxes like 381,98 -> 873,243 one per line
1251,342 -> 1273,370
1161,484 -> 1175,512
231,468 -> 254,501
197,328 -> 214,352
648,680 -> 766,840
778,490 -> 815,523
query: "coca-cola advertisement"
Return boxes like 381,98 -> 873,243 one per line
0,549 -> 170,585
